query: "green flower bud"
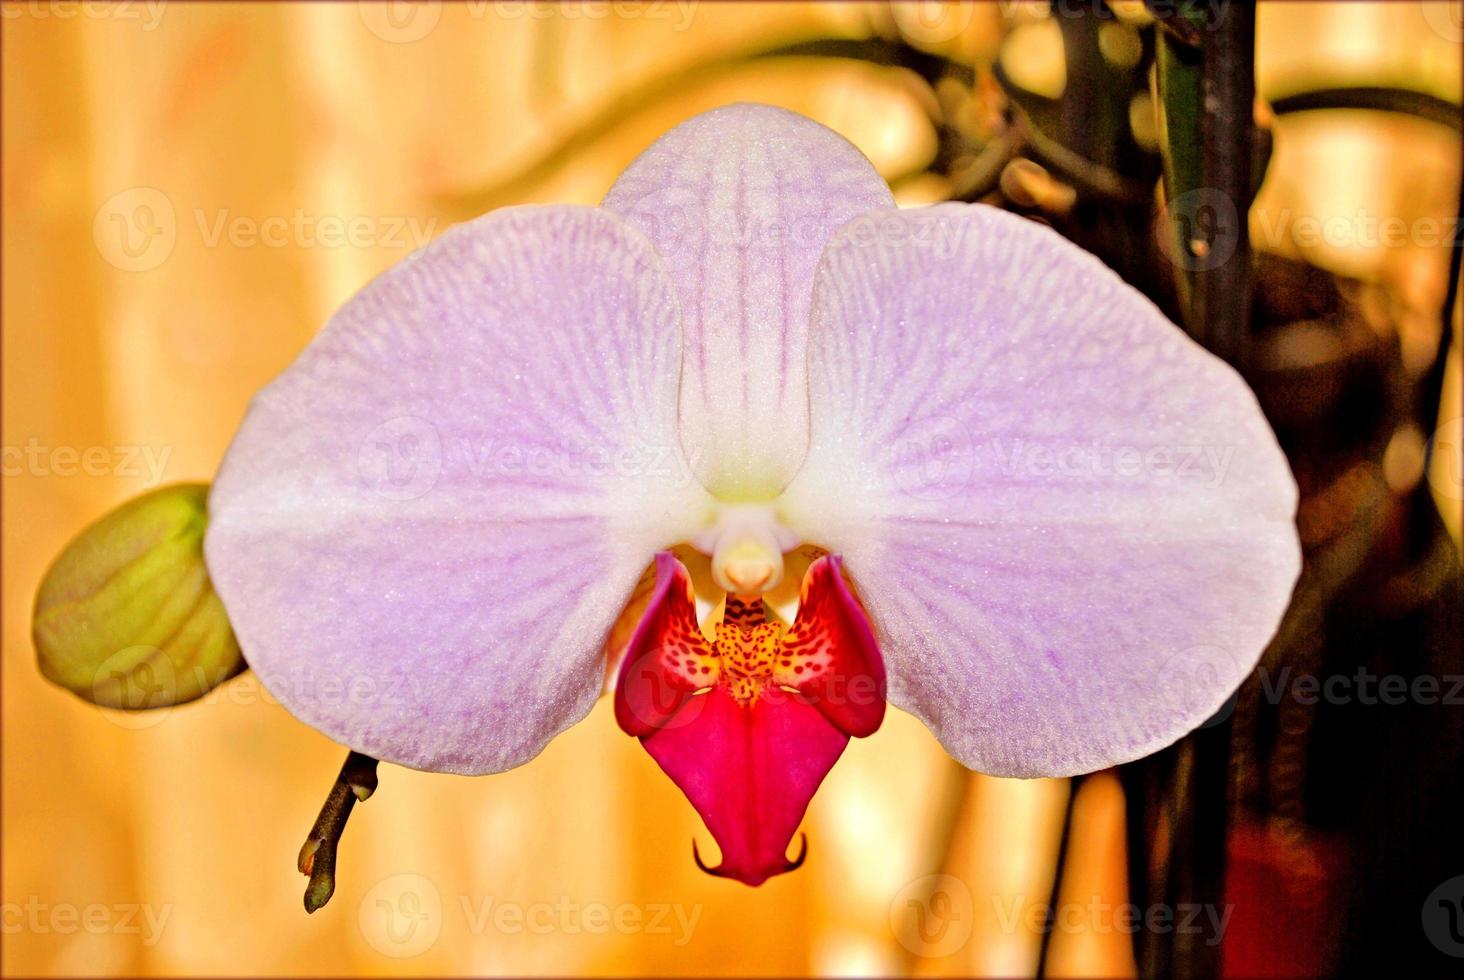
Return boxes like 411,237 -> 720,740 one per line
33,483 -> 244,709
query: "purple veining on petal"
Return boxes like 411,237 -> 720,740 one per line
603,103 -> 894,497
205,205 -> 710,775
781,203 -> 1301,779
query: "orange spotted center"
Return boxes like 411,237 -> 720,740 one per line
660,596 -> 838,705
716,620 -> 782,702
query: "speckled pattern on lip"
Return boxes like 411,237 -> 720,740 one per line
614,553 -> 884,885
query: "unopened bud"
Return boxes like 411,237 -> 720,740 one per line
33,483 -> 244,709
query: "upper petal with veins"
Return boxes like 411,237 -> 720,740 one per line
603,103 -> 895,499
206,206 -> 712,775
781,203 -> 1301,778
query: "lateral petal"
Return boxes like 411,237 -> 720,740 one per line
782,204 -> 1301,778
614,552 -> 720,738
206,206 -> 711,775
775,555 -> 886,738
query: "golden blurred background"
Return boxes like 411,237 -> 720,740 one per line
3,2 -> 1460,976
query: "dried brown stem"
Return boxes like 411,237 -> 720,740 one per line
298,750 -> 379,913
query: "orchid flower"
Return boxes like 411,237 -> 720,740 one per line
203,104 -> 1300,887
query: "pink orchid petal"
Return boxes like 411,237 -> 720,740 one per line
642,686 -> 847,887
205,206 -> 711,775
614,552 -> 720,738
782,204 -> 1301,778
776,555 -> 886,738
603,103 -> 894,497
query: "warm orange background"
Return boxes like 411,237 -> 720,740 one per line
3,2 -> 1459,976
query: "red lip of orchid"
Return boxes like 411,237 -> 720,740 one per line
615,552 -> 884,885
202,102 -> 1300,887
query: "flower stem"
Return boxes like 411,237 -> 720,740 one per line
297,750 -> 379,913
